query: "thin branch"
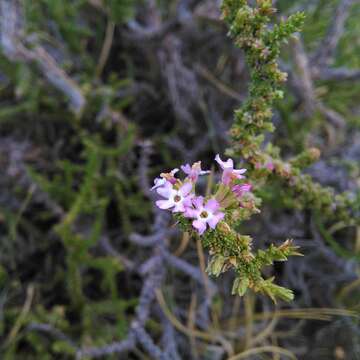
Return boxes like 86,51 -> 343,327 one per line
290,36 -> 316,117
314,66 -> 360,82
95,20 -> 115,78
0,0 -> 86,114
77,335 -> 135,359
27,323 -> 77,349
158,308 -> 181,360
312,0 -> 356,66
289,36 -> 346,128
132,325 -> 166,360
317,102 -> 346,128
162,249 -> 217,293
195,63 -> 245,102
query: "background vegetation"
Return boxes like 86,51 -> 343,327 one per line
0,0 -> 359,359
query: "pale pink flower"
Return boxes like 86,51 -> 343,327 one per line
181,161 -> 210,182
232,183 -> 252,198
155,181 -> 193,213
151,168 -> 179,191
215,154 -> 246,185
151,177 -> 167,191
185,196 -> 224,235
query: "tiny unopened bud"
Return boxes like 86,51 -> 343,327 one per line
217,221 -> 232,234
229,256 -> 237,267
308,147 -> 321,161
207,254 -> 226,277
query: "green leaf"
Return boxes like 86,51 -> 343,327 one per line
105,0 -> 136,24
206,254 -> 226,277
232,276 -> 250,296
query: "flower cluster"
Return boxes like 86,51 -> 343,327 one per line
148,1 -> 308,303
151,155 -> 301,302
151,156 -> 252,235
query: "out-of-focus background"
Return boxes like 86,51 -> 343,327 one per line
0,0 -> 359,359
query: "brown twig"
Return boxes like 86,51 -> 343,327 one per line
96,20 -> 115,78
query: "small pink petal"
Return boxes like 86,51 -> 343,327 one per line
215,154 -> 233,169
235,174 -> 246,180
193,220 -> 207,235
183,196 -> 193,207
242,183 -> 252,192
156,200 -> 173,209
221,169 -> 233,185
151,177 -> 166,191
205,198 -> 219,212
184,208 -> 198,218
179,182 -> 192,196
208,212 -> 224,229
173,203 -> 185,213
192,196 -> 204,208
181,164 -> 191,174
266,162 -> 274,171
232,183 -> 252,197
156,182 -> 173,198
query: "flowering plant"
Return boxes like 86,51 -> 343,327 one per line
152,155 -> 301,302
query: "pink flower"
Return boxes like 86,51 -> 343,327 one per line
155,181 -> 193,213
181,161 -> 210,182
265,162 -> 274,171
151,168 -> 179,191
185,196 -> 224,235
151,177 -> 167,191
215,154 -> 246,185
232,183 -> 252,198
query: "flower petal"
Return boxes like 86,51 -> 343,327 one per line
179,182 -> 192,196
215,154 -> 233,169
234,169 -> 247,180
184,207 -> 198,218
235,174 -> 246,180
232,183 -> 252,197
221,169 -> 233,185
156,182 -> 174,198
173,203 -> 185,213
234,168 -> 247,175
205,198 -> 220,212
156,199 -> 174,210
192,196 -> 204,209
193,220 -> 207,235
208,212 -> 224,229
181,164 -> 191,175
151,177 -> 166,191
266,162 -> 274,171
183,196 -> 194,208
241,183 -> 252,192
